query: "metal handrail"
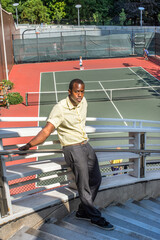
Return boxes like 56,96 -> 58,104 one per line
0,148 -> 160,156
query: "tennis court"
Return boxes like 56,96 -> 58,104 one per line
26,66 -> 160,175
26,67 -> 160,125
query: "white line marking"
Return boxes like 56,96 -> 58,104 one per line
128,67 -> 160,96
99,81 -> 128,126
140,66 -> 160,83
39,66 -> 140,75
57,78 -> 136,85
53,72 -> 59,103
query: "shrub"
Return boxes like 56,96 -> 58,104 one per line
7,92 -> 23,105
3,79 -> 14,90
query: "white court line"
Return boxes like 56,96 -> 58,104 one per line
98,81 -> 128,126
43,66 -> 139,74
128,67 -> 160,96
140,66 -> 160,83
53,72 -> 59,103
57,78 -> 136,85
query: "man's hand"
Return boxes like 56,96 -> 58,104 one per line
18,122 -> 55,154
18,143 -> 31,152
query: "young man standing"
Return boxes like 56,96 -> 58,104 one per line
19,79 -> 114,230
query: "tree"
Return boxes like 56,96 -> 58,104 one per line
95,0 -> 114,25
1,0 -> 14,13
119,8 -> 126,25
113,0 -> 160,26
63,0 -> 114,25
158,13 -> 160,23
49,1 -> 66,24
93,11 -> 102,25
21,0 -> 50,24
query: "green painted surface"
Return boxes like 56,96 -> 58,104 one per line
39,67 -> 160,122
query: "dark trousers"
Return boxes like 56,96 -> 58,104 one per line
63,142 -> 102,221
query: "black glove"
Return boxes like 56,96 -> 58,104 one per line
18,143 -> 31,152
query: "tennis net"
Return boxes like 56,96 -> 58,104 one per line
25,86 -> 160,106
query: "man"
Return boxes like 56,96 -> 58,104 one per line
143,48 -> 149,60
19,79 -> 114,230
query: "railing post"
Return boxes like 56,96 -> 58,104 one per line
0,139 -> 12,218
0,156 -> 9,217
129,132 -> 140,178
140,132 -> 146,178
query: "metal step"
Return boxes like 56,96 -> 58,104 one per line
6,157 -> 66,181
55,219 -> 117,240
106,204 -> 160,230
135,199 -> 160,214
39,223 -> 96,240
9,198 -> 160,240
125,200 -> 160,224
9,226 -> 43,240
9,226 -> 67,240
59,212 -> 137,240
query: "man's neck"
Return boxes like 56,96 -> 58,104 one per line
69,96 -> 79,106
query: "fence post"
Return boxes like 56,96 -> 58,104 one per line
109,30 -> 111,57
0,139 -> 12,218
84,30 -> 87,58
25,93 -> 28,106
60,32 -> 63,60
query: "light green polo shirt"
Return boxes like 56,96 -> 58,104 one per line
47,96 -> 88,146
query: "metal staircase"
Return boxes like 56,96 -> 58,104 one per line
9,197 -> 160,240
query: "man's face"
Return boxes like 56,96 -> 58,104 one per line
68,82 -> 85,106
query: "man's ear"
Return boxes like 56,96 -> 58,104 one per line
68,89 -> 71,95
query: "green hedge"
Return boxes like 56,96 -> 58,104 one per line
7,92 -> 23,105
3,79 -> 14,90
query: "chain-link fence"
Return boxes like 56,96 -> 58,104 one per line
155,32 -> 160,57
12,28 -> 158,64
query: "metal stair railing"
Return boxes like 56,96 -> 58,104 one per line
0,117 -> 160,220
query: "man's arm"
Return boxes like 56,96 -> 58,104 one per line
18,122 -> 55,151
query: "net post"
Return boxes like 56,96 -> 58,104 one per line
110,89 -> 112,101
25,93 -> 28,106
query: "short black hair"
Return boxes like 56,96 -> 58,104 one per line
69,79 -> 85,91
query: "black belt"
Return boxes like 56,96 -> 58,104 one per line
64,140 -> 88,147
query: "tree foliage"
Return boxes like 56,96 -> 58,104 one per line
112,0 -> 160,25
1,0 -> 14,13
21,0 -> 50,23
93,11 -> 102,24
119,8 -> 126,26
49,1 -> 66,24
1,0 -> 160,25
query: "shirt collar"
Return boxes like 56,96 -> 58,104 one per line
66,96 -> 83,109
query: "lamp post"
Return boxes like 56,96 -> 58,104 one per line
138,7 -> 145,27
13,3 -> 19,25
75,4 -> 81,26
